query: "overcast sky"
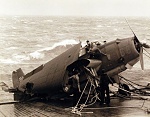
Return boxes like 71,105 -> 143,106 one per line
0,0 -> 150,16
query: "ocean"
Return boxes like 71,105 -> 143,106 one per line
0,16 -> 150,116
0,16 -> 150,72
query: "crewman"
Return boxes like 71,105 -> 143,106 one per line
99,70 -> 113,105
72,73 -> 81,93
69,71 -> 81,106
85,40 -> 92,52
86,40 -> 90,50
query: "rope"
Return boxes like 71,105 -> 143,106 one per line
83,70 -> 100,107
119,77 -> 150,96
119,75 -> 148,88
143,53 -> 150,59
70,68 -> 150,115
141,100 -> 145,108
75,80 -> 89,108
143,48 -> 150,56
79,81 -> 93,112
119,75 -> 150,96
112,83 -> 150,113
71,68 -> 101,115
71,77 -> 93,115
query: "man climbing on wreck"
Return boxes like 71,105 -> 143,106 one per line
99,70 -> 113,105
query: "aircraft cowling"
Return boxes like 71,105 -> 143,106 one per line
93,36 -> 143,77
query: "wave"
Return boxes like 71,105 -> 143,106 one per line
5,47 -> 18,50
29,39 -> 79,60
40,39 -> 78,51
97,25 -> 103,28
0,58 -> 19,64
43,19 -> 53,23
12,54 -> 30,61
11,39 -> 79,62
29,51 -> 45,60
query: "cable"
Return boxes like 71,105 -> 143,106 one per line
143,53 -> 150,59
71,67 -> 101,115
112,84 -> 150,101
119,75 -> 150,96
119,75 -> 147,88
75,80 -> 89,108
143,48 -> 150,56
143,48 -> 150,59
71,68 -> 150,115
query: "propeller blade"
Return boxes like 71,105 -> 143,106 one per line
139,47 -> 144,70
125,18 -> 148,70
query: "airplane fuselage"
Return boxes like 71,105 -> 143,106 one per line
10,36 -> 142,100
79,36 -> 140,77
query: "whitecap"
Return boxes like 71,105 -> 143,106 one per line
54,39 -> 78,46
113,28 -> 118,31
29,51 -> 45,59
16,39 -> 79,61
23,39 -> 78,61
56,33 -> 65,36
35,44 -> 43,47
38,39 -> 79,52
12,54 -> 30,61
5,47 -> 18,50
0,58 -> 19,64
46,20 -> 53,23
97,25 -> 103,28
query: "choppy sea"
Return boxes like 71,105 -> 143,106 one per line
0,16 -> 150,84
0,16 -> 150,74
0,16 -> 150,117
0,16 -> 150,98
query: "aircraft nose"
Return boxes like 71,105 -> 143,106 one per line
134,36 -> 150,70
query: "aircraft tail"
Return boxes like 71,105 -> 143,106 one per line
0,82 -> 9,92
0,69 -> 24,98
12,68 -> 26,101
16,68 -> 24,78
12,68 -> 24,89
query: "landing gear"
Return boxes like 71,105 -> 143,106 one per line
118,84 -> 131,96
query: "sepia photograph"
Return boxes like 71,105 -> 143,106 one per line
0,0 -> 150,116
